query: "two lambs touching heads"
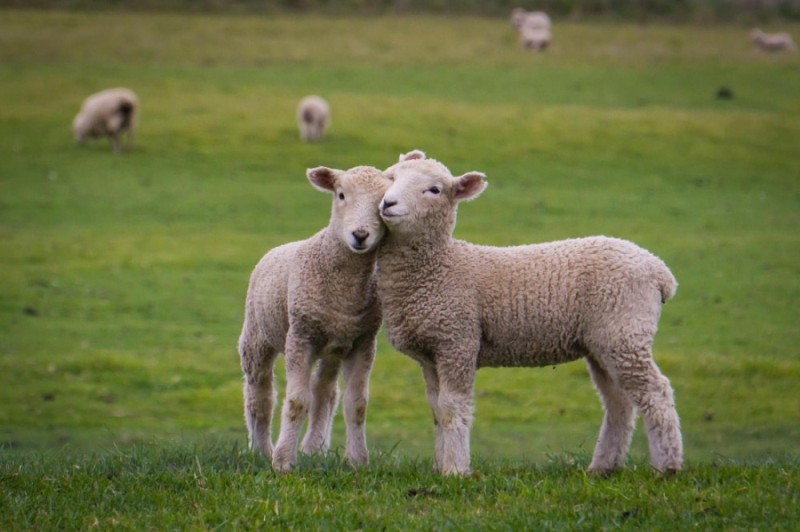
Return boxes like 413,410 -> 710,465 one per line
240,150 -> 682,478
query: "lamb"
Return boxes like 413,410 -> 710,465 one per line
238,164 -> 390,472
751,29 -> 797,52
510,8 -> 552,50
377,150 -> 682,476
297,95 -> 330,142
72,88 -> 139,153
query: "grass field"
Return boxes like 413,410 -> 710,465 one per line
1,9 -> 799,528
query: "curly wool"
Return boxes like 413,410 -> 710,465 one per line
239,165 -> 389,472
377,151 -> 682,476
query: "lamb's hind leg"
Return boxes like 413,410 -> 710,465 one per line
420,363 -> 443,472
585,357 -> 636,475
239,329 -> 278,458
339,337 -> 377,466
612,353 -> 683,473
301,356 -> 341,456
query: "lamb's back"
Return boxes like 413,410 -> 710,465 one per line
463,236 -> 673,367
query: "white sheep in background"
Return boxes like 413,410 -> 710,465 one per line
751,28 -> 797,52
72,88 -> 138,153
377,150 -> 682,476
511,8 -> 552,50
297,95 -> 331,142
239,164 -> 390,472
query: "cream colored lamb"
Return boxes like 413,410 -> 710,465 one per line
297,95 -> 330,142
377,151 -> 682,476
72,88 -> 138,153
751,28 -> 797,52
239,164 -> 390,472
510,8 -> 552,50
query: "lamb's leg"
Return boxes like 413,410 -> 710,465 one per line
585,357 -> 636,475
301,356 -> 341,456
613,354 -> 683,474
435,358 -> 475,476
339,337 -> 377,466
273,335 -> 315,472
239,328 -> 278,458
420,363 -> 443,472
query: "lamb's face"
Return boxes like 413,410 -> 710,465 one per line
308,165 -> 391,253
380,160 -> 487,238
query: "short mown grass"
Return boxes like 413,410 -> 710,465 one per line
0,9 -> 798,527
2,443 -> 799,529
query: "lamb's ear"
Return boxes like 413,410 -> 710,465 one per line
454,172 -> 487,202
307,167 -> 342,193
398,149 -> 426,162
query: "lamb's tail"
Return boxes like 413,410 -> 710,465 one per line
653,259 -> 678,304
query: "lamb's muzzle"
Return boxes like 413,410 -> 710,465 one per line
350,229 -> 370,250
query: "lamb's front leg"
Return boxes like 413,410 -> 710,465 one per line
340,337 -> 377,466
435,357 -> 476,476
301,356 -> 341,456
273,335 -> 314,472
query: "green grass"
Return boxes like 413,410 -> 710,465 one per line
0,9 -> 799,527
2,444 -> 798,529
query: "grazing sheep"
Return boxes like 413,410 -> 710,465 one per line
377,151 -> 682,476
751,29 -> 797,52
72,88 -> 138,153
297,95 -> 330,142
239,164 -> 390,472
511,8 -> 552,50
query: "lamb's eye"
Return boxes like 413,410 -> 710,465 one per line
427,186 -> 441,195
338,192 -> 345,201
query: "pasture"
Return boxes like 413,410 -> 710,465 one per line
1,9 -> 798,528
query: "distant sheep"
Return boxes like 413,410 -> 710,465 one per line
511,8 -> 552,51
72,88 -> 138,153
297,95 -> 330,142
751,29 -> 797,52
239,164 -> 390,472
377,150 -> 682,476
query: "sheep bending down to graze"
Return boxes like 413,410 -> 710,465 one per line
377,150 -> 682,476
511,8 -> 552,50
751,28 -> 797,52
297,95 -> 330,142
239,165 -> 390,472
72,88 -> 138,153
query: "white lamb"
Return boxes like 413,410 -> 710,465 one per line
297,95 -> 330,142
751,28 -> 797,52
238,164 -> 390,472
377,150 -> 682,476
511,8 -> 552,50
72,88 -> 139,153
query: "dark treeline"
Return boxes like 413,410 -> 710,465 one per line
4,0 -> 800,21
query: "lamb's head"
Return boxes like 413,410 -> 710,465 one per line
380,152 -> 487,241
72,113 -> 91,142
307,165 -> 391,253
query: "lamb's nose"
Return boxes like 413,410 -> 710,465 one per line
352,229 -> 369,245
381,199 -> 397,212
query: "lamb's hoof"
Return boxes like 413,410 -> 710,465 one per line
655,466 -> 681,477
440,465 -> 472,476
345,453 -> 369,468
271,452 -> 295,473
587,465 -> 619,478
